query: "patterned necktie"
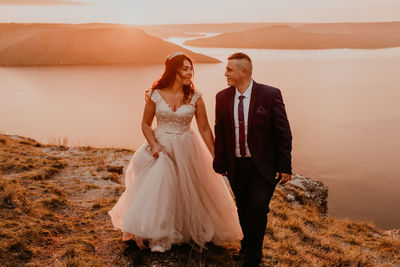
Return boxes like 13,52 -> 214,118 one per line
238,95 -> 246,157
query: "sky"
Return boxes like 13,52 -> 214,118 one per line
0,0 -> 399,25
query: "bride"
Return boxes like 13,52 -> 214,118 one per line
108,52 -> 243,252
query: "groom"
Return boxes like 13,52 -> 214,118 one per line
213,52 -> 292,267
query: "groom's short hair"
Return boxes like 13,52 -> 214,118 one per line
227,52 -> 252,76
228,52 -> 252,63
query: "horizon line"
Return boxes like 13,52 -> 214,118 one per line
1,20 -> 400,26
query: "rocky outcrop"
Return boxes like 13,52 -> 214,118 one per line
384,229 -> 400,241
279,174 -> 329,215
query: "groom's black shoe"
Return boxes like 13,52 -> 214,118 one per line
232,247 -> 246,261
232,253 -> 245,261
243,256 -> 261,267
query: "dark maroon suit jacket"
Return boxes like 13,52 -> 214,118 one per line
213,81 -> 292,186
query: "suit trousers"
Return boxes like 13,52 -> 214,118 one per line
231,157 -> 277,262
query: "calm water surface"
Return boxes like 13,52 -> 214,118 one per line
1,41 -> 400,229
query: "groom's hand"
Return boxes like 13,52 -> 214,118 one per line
275,172 -> 291,184
220,172 -> 228,177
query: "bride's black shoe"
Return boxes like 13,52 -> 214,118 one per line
123,239 -> 140,256
123,239 -> 139,248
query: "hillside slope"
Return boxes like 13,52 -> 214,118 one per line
0,133 -> 399,266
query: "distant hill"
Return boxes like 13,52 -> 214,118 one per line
184,22 -> 400,49
0,23 -> 219,66
137,23 -> 295,38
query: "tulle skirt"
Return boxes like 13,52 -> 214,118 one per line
108,128 -> 243,251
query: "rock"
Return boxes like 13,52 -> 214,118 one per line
280,174 -> 329,215
286,194 -> 295,202
384,229 -> 400,241
372,232 -> 382,238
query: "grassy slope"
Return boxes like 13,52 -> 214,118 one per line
0,133 -> 399,266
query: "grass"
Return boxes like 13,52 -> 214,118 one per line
0,133 -> 399,266
0,174 -> 70,266
262,189 -> 400,266
0,135 -> 67,177
0,134 -> 70,266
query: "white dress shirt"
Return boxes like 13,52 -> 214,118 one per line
234,80 -> 253,157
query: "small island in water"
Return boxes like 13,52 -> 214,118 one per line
0,23 -> 219,66
183,22 -> 400,49
2,21 -> 400,67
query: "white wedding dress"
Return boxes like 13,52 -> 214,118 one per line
108,89 -> 243,252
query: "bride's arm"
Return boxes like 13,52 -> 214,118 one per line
195,96 -> 215,158
142,97 -> 163,158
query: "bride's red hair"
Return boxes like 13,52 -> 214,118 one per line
146,53 -> 195,104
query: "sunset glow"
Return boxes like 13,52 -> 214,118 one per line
0,0 -> 399,25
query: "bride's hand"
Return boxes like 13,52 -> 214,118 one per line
150,143 -> 164,159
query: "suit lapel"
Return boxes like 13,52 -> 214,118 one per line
226,86 -> 236,140
248,81 -> 260,130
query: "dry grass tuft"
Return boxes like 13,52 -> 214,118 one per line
0,134 -> 69,266
261,185 -> 400,266
102,172 -> 120,184
106,165 -> 124,174
0,134 -> 67,177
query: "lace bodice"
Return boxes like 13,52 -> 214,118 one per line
146,89 -> 202,134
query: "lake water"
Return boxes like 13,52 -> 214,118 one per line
1,38 -> 400,229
